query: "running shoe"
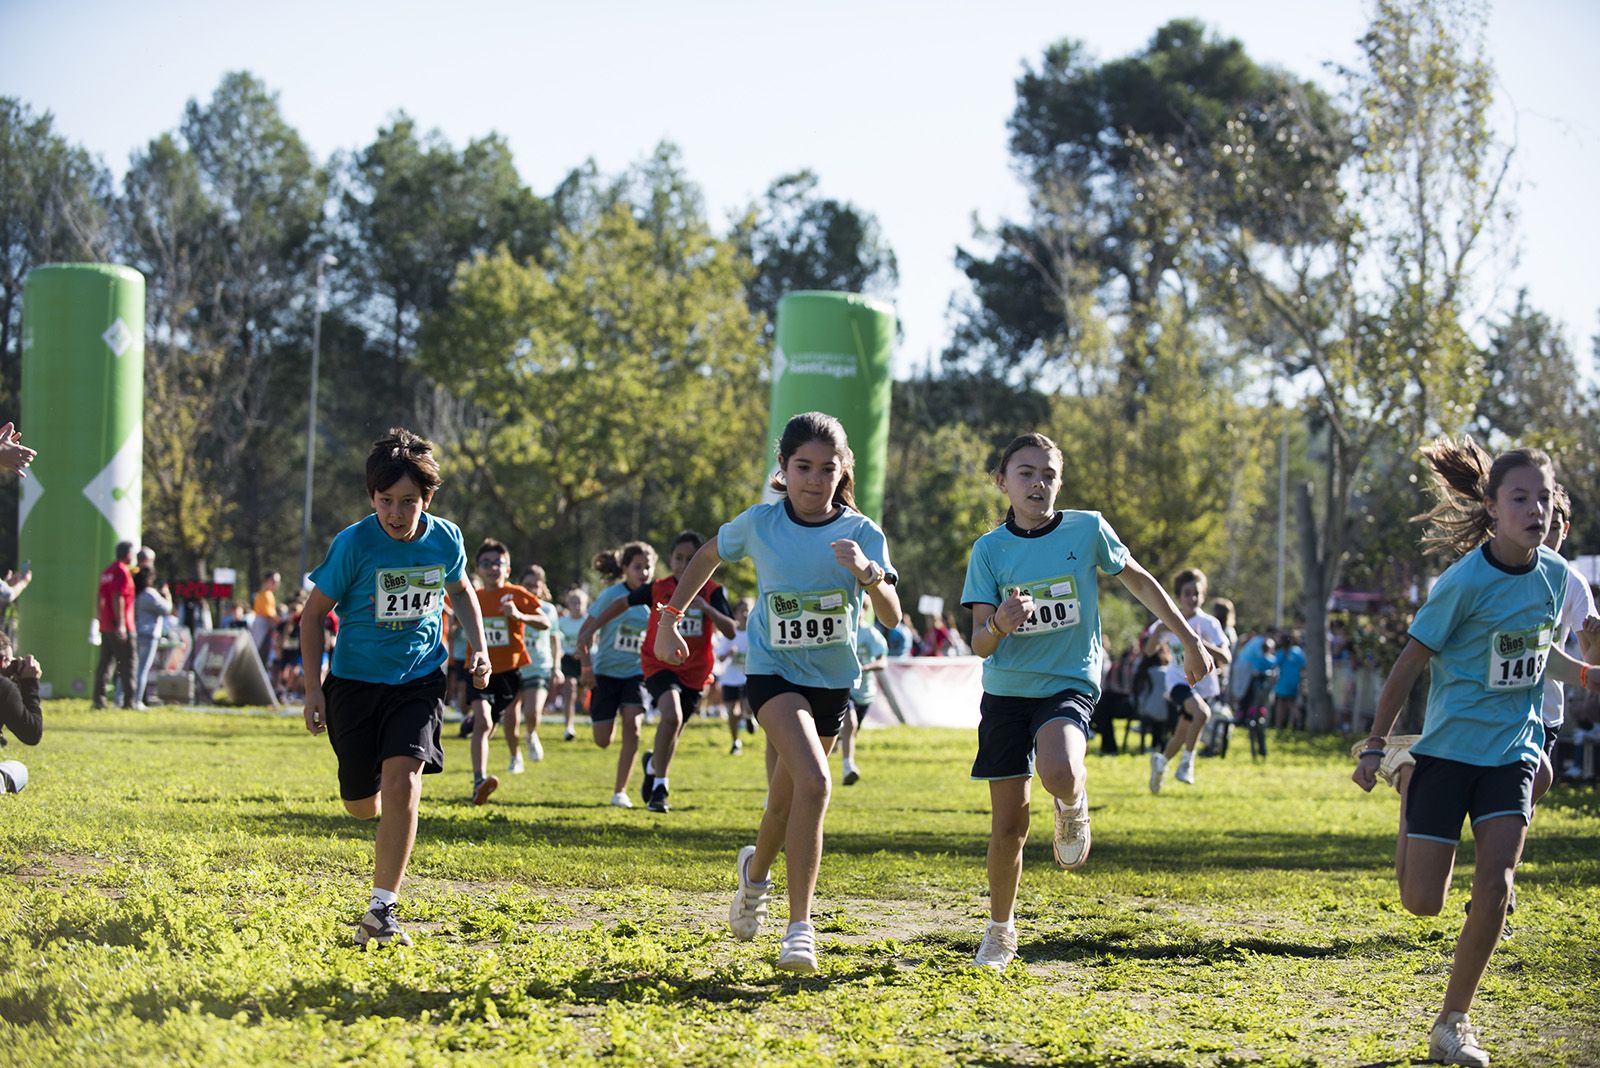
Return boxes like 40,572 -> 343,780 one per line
641,751 -> 656,804
776,921 -> 818,974
729,845 -> 769,941
354,902 -> 412,949
745,718 -> 756,735
973,922 -> 1018,970
564,728 -> 577,742
1175,753 -> 1196,785
730,739 -> 743,755
509,753 -> 525,775
473,776 -> 499,805
1052,792 -> 1091,870
1149,752 -> 1168,794
648,783 -> 670,813
842,762 -> 860,786
527,732 -> 545,762
1428,1011 -> 1490,1066
610,791 -> 634,808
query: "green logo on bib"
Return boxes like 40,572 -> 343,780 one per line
1496,632 -> 1525,657
381,572 -> 408,593
771,593 -> 801,617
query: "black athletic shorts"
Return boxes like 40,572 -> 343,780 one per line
745,674 -> 849,738
519,671 -> 551,692
1542,721 -> 1560,759
560,653 -> 582,679
722,683 -> 745,705
323,669 -> 446,801
590,674 -> 646,723
469,669 -> 521,722
1167,682 -> 1203,721
1405,753 -> 1536,843
645,670 -> 704,719
849,699 -> 870,728
972,687 -> 1095,780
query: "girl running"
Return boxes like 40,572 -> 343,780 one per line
962,432 -> 1212,971
586,531 -> 736,811
300,428 -> 491,948
516,565 -> 564,765
556,588 -> 589,741
715,598 -> 755,753
576,543 -> 655,808
1353,438 -> 1600,1065
653,411 -> 900,974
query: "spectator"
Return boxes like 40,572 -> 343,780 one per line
134,570 -> 172,706
919,612 -> 953,656
0,564 -> 32,610
881,617 -> 915,659
92,541 -> 137,711
251,572 -> 281,666
1272,629 -> 1307,730
0,632 -> 42,793
0,421 -> 36,478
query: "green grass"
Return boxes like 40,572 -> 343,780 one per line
2,704 -> 1597,1066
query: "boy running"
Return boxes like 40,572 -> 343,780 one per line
463,540 -> 546,803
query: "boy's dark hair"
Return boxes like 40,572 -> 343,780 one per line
477,538 -> 510,564
671,531 -> 705,553
1173,568 -> 1208,596
115,541 -> 135,561
366,427 -> 442,498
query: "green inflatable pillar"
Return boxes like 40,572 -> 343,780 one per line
19,264 -> 145,699
768,292 -> 895,522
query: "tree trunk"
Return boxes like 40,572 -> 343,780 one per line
1297,479 -> 1334,732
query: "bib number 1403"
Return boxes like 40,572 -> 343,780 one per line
1487,626 -> 1552,691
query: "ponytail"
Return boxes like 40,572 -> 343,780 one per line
1414,436 -> 1553,558
593,541 -> 656,580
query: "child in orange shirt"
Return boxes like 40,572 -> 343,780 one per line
464,539 -> 546,804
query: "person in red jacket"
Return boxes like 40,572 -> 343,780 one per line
586,531 -> 736,811
92,541 -> 137,710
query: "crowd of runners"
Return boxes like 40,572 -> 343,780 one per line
298,416 -> 1588,1067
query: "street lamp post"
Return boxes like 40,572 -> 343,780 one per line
298,253 -> 337,586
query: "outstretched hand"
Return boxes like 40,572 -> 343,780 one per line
0,423 -> 36,477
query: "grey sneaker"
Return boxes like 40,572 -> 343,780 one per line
1149,752 -> 1168,794
973,922 -> 1018,970
1052,792 -> 1091,870
354,902 -> 412,949
1428,1011 -> 1490,1066
776,922 -> 818,974
729,845 -> 770,941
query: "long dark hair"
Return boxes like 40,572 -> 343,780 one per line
1414,436 -> 1553,557
768,411 -> 856,509
593,541 -> 656,581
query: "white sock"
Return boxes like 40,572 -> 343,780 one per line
842,757 -> 857,773
787,920 -> 813,934
656,776 -> 669,791
1064,790 -> 1086,811
645,756 -> 657,775
369,887 -> 397,912
989,917 -> 1015,931
743,854 -> 770,887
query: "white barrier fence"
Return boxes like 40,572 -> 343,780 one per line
866,656 -> 985,729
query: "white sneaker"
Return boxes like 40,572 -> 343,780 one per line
610,791 -> 634,808
1174,753 -> 1195,785
729,845 -> 770,941
776,921 -> 818,974
842,760 -> 860,786
1428,1011 -> 1490,1066
973,922 -> 1018,970
527,733 -> 544,762
508,753 -> 525,775
1149,753 -> 1168,794
1052,792 -> 1091,870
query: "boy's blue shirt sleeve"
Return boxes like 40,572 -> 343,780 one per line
443,522 -> 466,584
1096,513 -> 1130,575
309,529 -> 355,605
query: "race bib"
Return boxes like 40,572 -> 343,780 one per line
615,623 -> 645,654
374,567 -> 445,623
1006,575 -> 1081,636
680,609 -> 704,638
483,616 -> 511,648
1488,625 -> 1552,690
768,589 -> 849,649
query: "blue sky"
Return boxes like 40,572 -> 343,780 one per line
4,0 -> 1597,375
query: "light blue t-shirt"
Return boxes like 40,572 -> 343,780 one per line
588,582 -> 649,679
1409,543 -> 1568,767
309,512 -> 467,685
557,613 -> 584,657
520,601 -> 561,680
961,510 -> 1129,700
717,500 -> 896,690
850,624 -> 890,705
1273,645 -> 1306,697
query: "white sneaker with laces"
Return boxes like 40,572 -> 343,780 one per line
729,845 -> 770,941
776,921 -> 818,974
509,753 -> 525,775
610,791 -> 634,808
1149,753 -> 1168,794
1052,791 -> 1091,870
527,733 -> 544,762
973,922 -> 1018,970
1175,753 -> 1196,785
1428,1011 -> 1490,1066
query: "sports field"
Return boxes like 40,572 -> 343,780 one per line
2,705 -> 1597,1067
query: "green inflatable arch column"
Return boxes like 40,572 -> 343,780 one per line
19,263 -> 145,698
767,292 -> 896,522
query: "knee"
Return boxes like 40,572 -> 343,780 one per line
992,811 -> 1030,846
344,795 -> 380,821
1400,884 -> 1446,917
1473,869 -> 1514,911
791,767 -> 832,805
1037,762 -> 1082,800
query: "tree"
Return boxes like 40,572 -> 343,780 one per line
734,170 -> 899,339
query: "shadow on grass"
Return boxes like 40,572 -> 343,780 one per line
241,809 -> 1407,876
904,922 -> 1385,966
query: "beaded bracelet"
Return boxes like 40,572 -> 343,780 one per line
1357,748 -> 1385,760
